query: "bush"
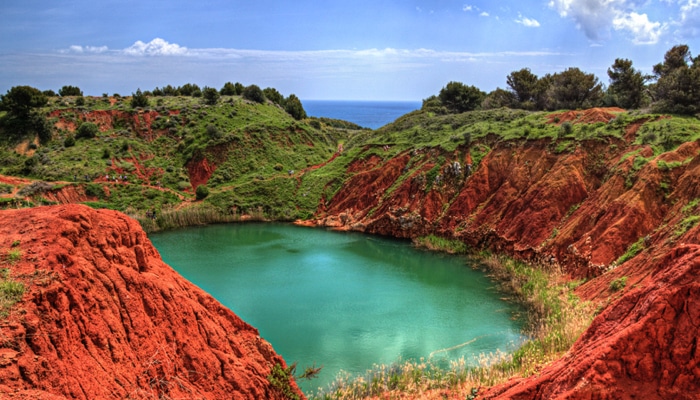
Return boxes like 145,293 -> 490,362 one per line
206,124 -> 221,139
58,85 -> 83,97
284,94 -> 307,120
76,122 -> 99,139
560,121 -> 573,136
609,276 -> 628,292
63,135 -> 75,147
202,87 -> 220,105
243,85 -> 265,103
130,88 -> 149,109
195,184 -> 210,200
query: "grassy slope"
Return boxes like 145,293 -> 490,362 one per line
0,95 -> 363,222
2,101 -> 699,226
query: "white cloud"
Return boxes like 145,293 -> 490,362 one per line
613,12 -> 665,44
548,0 -> 665,43
463,5 -> 473,12
123,38 -> 188,56
516,13 -> 541,27
480,11 -> 490,17
59,40 -> 566,64
63,45 -> 108,54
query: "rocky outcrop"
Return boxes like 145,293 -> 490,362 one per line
0,205 -> 300,399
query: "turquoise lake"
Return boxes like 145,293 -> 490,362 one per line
149,223 -> 524,394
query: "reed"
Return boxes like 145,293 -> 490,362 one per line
413,234 -> 468,254
133,204 -> 244,233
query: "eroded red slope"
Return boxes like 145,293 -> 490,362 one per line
0,205 -> 301,399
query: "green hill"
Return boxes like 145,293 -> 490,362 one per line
0,94 -> 364,226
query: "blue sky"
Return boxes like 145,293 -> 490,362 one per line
1,0 -> 699,100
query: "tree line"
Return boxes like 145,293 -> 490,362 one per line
2,43 -> 699,140
143,82 -> 306,120
424,44 -> 700,116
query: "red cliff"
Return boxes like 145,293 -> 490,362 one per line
0,204 -> 301,399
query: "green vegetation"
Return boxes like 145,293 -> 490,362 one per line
480,255 -> 593,377
0,252 -> 25,318
616,237 -> 646,265
0,88 -> 350,221
675,215 -> 700,238
413,235 -> 468,254
195,184 -> 209,200
268,363 -> 302,400
609,276 -> 628,292
130,88 -> 149,108
6,249 -> 21,264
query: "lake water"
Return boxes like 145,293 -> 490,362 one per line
303,100 -> 421,129
150,223 -> 524,394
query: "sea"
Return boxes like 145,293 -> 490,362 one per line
303,100 -> 422,130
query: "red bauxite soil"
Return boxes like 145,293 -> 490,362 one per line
482,243 -> 700,399
0,205 -> 301,400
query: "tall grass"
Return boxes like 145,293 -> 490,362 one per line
413,234 -> 468,254
133,204 -> 253,232
479,254 -> 593,377
0,268 -> 25,318
309,253 -> 594,399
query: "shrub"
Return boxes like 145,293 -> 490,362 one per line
616,237 -> 645,265
202,87 -> 220,105
560,121 -> 573,136
284,94 -> 307,120
0,278 -> 25,318
609,276 -> 628,292
5,249 -> 21,264
195,184 -> 210,200
242,85 -> 265,103
267,363 -> 301,400
76,122 -> 99,139
130,88 -> 149,108
84,184 -> 105,199
63,135 -> 75,147
58,85 -> 83,97
206,124 -> 221,139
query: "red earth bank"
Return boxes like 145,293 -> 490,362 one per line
0,205 -> 301,400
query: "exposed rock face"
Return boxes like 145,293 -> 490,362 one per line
315,136 -> 700,283
0,205 -> 300,399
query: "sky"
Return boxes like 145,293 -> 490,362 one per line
1,0 -> 699,101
